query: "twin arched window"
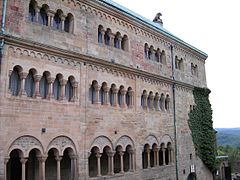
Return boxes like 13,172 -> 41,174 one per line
144,43 -> 166,64
28,2 -> 74,33
9,66 -> 21,96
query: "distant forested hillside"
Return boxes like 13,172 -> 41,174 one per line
216,128 -> 240,147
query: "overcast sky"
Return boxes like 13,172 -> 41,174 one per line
113,0 -> 240,128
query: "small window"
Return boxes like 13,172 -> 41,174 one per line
9,67 -> 21,96
65,76 -> 74,102
114,32 -> 121,49
53,74 -> 62,100
40,72 -> 49,99
144,43 -> 149,59
160,50 -> 166,64
29,0 -> 36,22
98,25 -> 104,43
53,10 -> 62,30
104,29 -> 111,46
39,5 -> 48,26
121,35 -> 128,51
64,13 -> 74,33
25,69 -> 36,97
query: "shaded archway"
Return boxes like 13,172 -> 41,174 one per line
188,173 -> 197,180
45,148 -> 59,180
26,149 -> 41,180
7,149 -> 23,180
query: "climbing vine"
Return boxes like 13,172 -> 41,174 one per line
188,87 -> 216,172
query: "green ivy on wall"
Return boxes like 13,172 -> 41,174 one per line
188,87 -> 216,172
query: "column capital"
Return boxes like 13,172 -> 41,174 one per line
103,86 -> 109,93
155,94 -> 160,100
143,93 -> 148,99
93,84 -> 101,91
4,157 -> 10,164
149,94 -> 154,100
20,72 -> 28,79
128,90 -> 134,96
72,81 -> 78,88
119,151 -> 124,156
55,156 -> 62,161
37,155 -> 48,162
107,151 -> 115,157
69,155 -> 78,160
20,158 -> 28,164
153,147 -> 159,152
60,79 -> 67,86
120,89 -> 127,95
95,152 -> 102,159
34,74 -> 42,82
47,77 -> 55,84
112,87 -> 119,94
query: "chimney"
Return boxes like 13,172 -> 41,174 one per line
153,12 -> 163,26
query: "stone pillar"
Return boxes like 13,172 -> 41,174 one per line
38,156 -> 47,180
70,155 -> 77,180
109,34 -> 115,46
61,16 -> 65,31
60,79 -> 67,100
96,153 -> 102,177
35,7 -> 40,23
162,148 -> 166,165
155,94 -> 160,111
4,158 -> 9,180
33,74 -> 41,98
103,86 -> 109,105
149,94 -> 154,110
20,158 -> 28,180
55,156 -> 62,180
118,37 -> 122,49
128,90 -> 134,108
146,149 -> 150,168
47,77 -> 54,99
143,93 -> 148,109
119,151 -> 124,173
128,149 -> 134,172
47,12 -> 53,27
107,151 -> 114,175
93,84 -> 101,104
20,72 -> 28,96
120,89 -> 127,108
112,87 -> 119,107
100,30 -> 105,43
72,82 -> 78,102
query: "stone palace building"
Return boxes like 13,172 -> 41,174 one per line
0,0 -> 212,179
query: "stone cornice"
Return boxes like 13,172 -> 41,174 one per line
3,34 -> 194,90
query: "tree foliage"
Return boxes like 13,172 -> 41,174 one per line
188,87 -> 217,172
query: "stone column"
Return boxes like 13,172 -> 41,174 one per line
4,158 -> 9,180
120,89 -> 127,108
103,86 -> 109,105
93,84 -> 101,104
153,148 -> 159,167
146,149 -> 150,168
20,158 -> 28,180
128,90 -> 134,108
96,153 -> 102,177
143,93 -> 148,109
109,34 -> 115,46
38,156 -> 47,180
35,7 -> 40,23
33,74 -> 41,98
112,87 -> 119,107
55,156 -> 62,180
100,30 -> 105,43
47,77 -> 54,99
60,79 -> 67,100
61,16 -> 65,31
107,151 -> 114,176
155,94 -> 160,111
162,148 -> 166,165
70,155 -> 77,180
149,94 -> 154,110
47,12 -> 53,27
72,82 -> 78,102
20,72 -> 28,96
119,151 -> 124,173
118,37 -> 122,49
128,149 -> 134,172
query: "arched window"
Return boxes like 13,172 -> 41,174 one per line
142,144 -> 150,169
165,94 -> 170,111
118,86 -> 124,107
148,46 -> 154,60
25,69 -> 36,97
155,49 -> 160,62
144,43 -> 149,59
65,76 -> 74,102
40,71 -> 49,99
141,90 -> 147,109
29,0 -> 37,22
126,87 -> 132,107
89,147 -> 100,177
53,10 -> 62,30
90,80 -> 98,104
39,5 -> 48,26
53,74 -> 62,100
9,66 -> 21,96
98,25 -> 104,43
159,93 -> 165,111
114,32 -> 121,49
104,28 -> 111,46
154,93 -> 159,110
64,13 -> 74,33
121,35 -> 128,51
160,50 -> 166,64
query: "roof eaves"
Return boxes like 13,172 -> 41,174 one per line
98,0 -> 208,58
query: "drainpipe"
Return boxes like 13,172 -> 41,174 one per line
0,0 -> 7,71
170,45 -> 179,180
